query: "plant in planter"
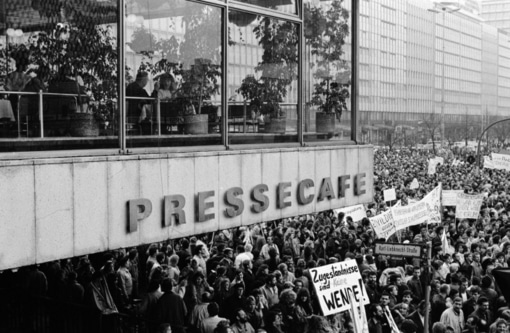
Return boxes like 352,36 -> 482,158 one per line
304,0 -> 350,133
237,17 -> 298,133
173,58 -> 221,134
131,4 -> 221,134
27,20 -> 118,136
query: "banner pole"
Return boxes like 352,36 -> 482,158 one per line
424,241 -> 432,333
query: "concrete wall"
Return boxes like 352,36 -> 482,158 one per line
0,145 -> 373,271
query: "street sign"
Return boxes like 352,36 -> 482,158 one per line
374,242 -> 423,259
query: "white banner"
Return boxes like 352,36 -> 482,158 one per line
393,201 -> 430,232
422,184 -> 442,224
442,190 -> 463,206
384,188 -> 396,202
488,153 -> 510,171
310,260 -> 369,316
484,156 -> 495,169
456,193 -> 484,219
369,209 -> 396,240
334,204 -> 367,223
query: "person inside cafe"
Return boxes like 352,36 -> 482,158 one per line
48,64 -> 89,115
126,71 -> 152,134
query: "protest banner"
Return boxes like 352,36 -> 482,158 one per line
410,178 -> 419,190
383,188 -> 396,202
442,190 -> 463,206
489,153 -> 510,171
392,201 -> 430,232
310,260 -> 369,316
456,193 -> 484,219
369,209 -> 396,240
334,204 -> 367,223
422,184 -> 442,224
483,156 -> 495,169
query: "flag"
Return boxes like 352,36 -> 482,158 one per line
441,229 -> 454,255
349,292 -> 369,333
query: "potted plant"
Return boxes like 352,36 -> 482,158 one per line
133,5 -> 221,135
237,17 -> 298,133
304,0 -> 350,134
174,58 -> 220,134
27,20 -> 118,137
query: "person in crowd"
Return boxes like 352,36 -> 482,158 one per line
189,292 -> 214,333
230,308 -> 256,333
469,297 -> 493,333
260,236 -> 280,261
406,300 -> 427,333
200,302 -> 227,333
156,278 -> 187,333
441,296 -> 465,333
116,255 -> 133,303
261,273 -> 279,309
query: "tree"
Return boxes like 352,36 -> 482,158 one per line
419,112 -> 441,154
382,125 -> 403,151
305,0 -> 350,121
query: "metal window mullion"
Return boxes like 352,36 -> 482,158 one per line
119,0 -> 126,153
351,0 -> 359,143
223,5 -> 229,147
228,2 -> 301,23
298,3 -> 304,146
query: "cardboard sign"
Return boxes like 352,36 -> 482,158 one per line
422,184 -> 442,224
442,190 -> 463,206
410,178 -> 419,190
369,209 -> 396,240
334,204 -> 367,223
383,188 -> 396,202
428,159 -> 437,175
310,260 -> 369,316
456,193 -> 484,219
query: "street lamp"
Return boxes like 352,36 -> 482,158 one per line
428,3 -> 460,147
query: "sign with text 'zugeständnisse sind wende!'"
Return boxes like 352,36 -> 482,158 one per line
374,242 -> 422,258
310,260 -> 369,316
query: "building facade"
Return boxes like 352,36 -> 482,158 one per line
356,0 -> 510,144
0,0 -> 374,272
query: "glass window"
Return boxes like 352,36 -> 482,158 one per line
125,0 -> 223,148
303,0 -> 353,143
0,0 -> 119,152
231,0 -> 298,15
228,11 -> 299,144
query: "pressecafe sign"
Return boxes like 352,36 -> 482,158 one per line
374,242 -> 422,258
0,145 -> 374,271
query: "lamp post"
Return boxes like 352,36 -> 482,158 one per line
428,3 -> 460,147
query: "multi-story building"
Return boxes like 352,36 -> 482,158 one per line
353,0 -> 510,144
480,0 -> 510,34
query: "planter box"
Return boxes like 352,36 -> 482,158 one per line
183,114 -> 208,134
315,112 -> 336,134
264,117 -> 286,134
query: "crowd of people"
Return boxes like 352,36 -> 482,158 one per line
4,145 -> 510,333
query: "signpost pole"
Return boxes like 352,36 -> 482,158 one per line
424,241 -> 432,333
